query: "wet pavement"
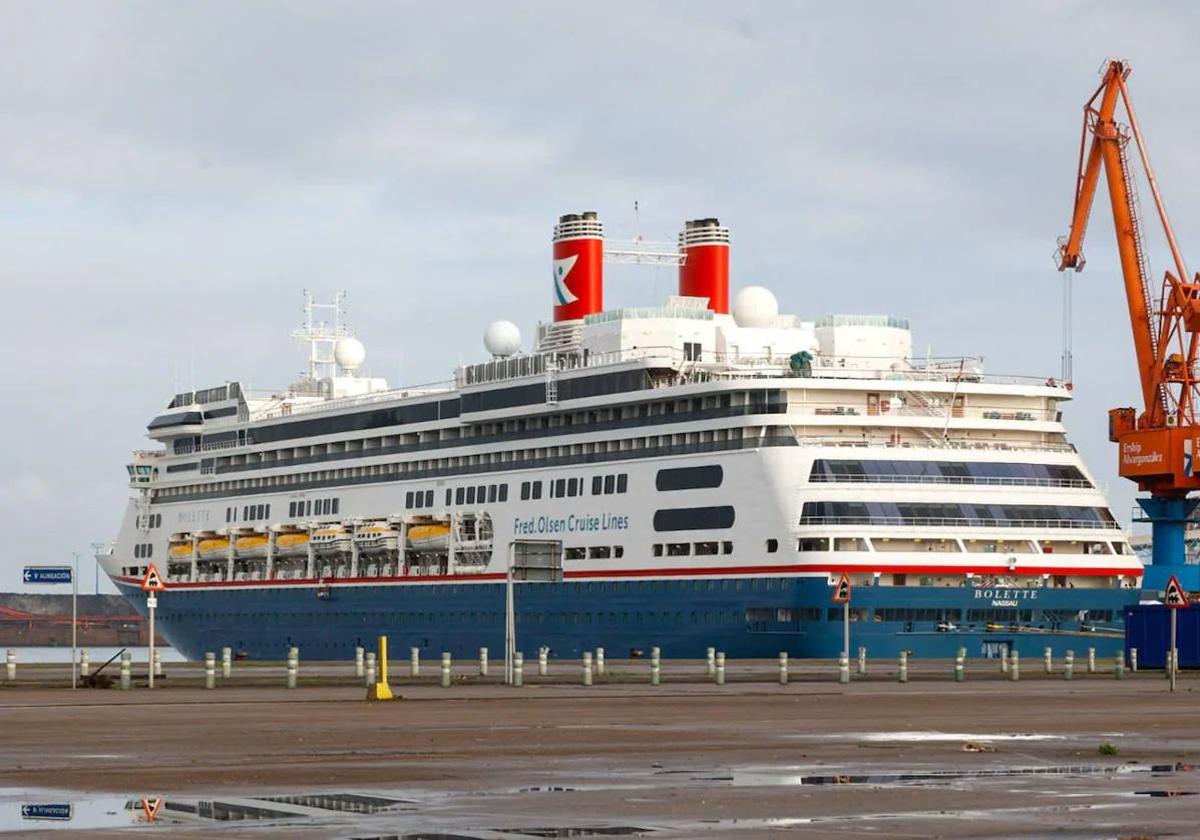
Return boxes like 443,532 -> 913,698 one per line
2,670 -> 1199,837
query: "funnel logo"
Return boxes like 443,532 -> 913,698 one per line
553,255 -> 579,306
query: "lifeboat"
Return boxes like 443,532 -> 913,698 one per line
275,532 -> 310,557
169,542 -> 194,559
354,524 -> 399,554
234,535 -> 269,558
408,523 -> 450,552
197,537 -> 230,560
312,527 -> 353,555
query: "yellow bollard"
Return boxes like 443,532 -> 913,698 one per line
367,635 -> 395,701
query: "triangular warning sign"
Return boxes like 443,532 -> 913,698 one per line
831,572 -> 852,604
1163,575 -> 1189,608
141,797 -> 163,822
140,563 -> 165,592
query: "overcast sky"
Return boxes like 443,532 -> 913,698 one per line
3,2 -> 1198,593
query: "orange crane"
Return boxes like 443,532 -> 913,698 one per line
1056,59 -> 1200,588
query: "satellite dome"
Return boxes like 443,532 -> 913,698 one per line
732,285 -> 779,328
484,320 -> 521,358
334,337 -> 367,371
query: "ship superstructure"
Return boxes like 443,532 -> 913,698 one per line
106,212 -> 1142,660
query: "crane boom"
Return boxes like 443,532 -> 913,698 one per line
1056,59 -> 1200,496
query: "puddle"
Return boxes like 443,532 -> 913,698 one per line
732,762 -> 1181,788
0,789 -> 410,831
801,730 -> 1067,743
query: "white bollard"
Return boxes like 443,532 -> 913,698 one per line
582,651 -> 593,686
1000,649 -> 1009,673
706,647 -> 716,677
479,647 -> 489,677
1130,647 -> 1138,672
513,652 -> 524,687
650,647 -> 661,686
1114,651 -> 1125,680
441,652 -> 451,688
5,649 -> 14,681
1010,650 -> 1020,681
954,651 -> 965,683
1044,647 -> 1053,674
119,651 -> 131,690
221,646 -> 232,679
1087,647 -> 1096,674
204,651 -> 216,689
538,646 -> 549,677
838,651 -> 850,685
79,649 -> 90,678
355,646 -> 365,679
857,646 -> 867,676
286,646 -> 298,689
1064,650 -> 1075,681
715,651 -> 726,685
779,652 -> 789,685
153,648 -> 162,677
898,651 -> 908,683
365,651 -> 376,687
411,646 -> 420,678
595,647 -> 605,678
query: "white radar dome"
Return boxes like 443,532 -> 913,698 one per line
732,285 -> 779,328
484,320 -> 522,358
334,337 -> 367,371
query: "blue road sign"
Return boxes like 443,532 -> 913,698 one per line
23,566 -> 73,585
21,803 -> 72,821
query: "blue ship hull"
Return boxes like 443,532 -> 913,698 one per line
117,576 -> 1138,662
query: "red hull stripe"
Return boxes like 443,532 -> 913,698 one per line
113,561 -> 1142,591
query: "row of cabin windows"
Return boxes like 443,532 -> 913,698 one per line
551,474 -> 627,498
652,541 -> 735,557
809,459 -> 1090,487
228,503 -> 270,522
799,501 -> 1118,527
133,543 -> 153,559
448,483 -> 509,506
592,473 -> 628,495
136,513 -> 163,529
288,498 -> 339,518
185,388 -> 774,470
563,545 -> 626,560
407,489 -> 435,509
155,425 -> 764,502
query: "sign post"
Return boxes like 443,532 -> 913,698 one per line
1163,575 -> 1188,692
23,565 -> 75,688
71,554 -> 78,690
141,564 -> 165,689
832,572 -> 852,671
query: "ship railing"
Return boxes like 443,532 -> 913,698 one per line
798,515 -> 1122,531
799,401 -> 1058,423
457,343 -> 1061,390
809,475 -> 1095,489
251,381 -> 455,421
171,438 -> 244,455
791,435 -> 1077,454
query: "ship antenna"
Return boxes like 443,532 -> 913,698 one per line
292,290 -> 350,381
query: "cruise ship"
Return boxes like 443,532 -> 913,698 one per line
104,212 -> 1143,661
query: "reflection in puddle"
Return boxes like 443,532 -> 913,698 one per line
733,762 -> 1182,788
